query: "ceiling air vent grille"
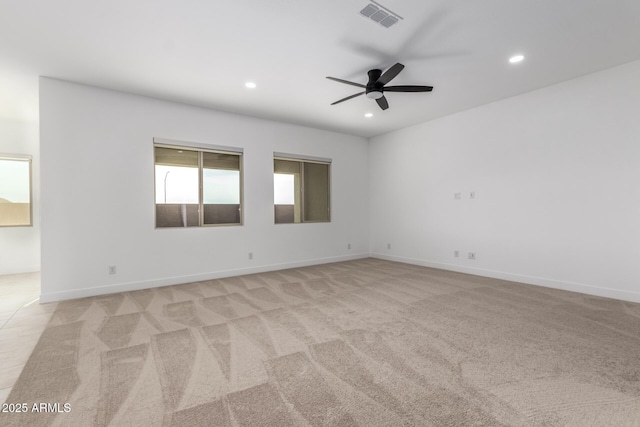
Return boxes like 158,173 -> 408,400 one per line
370,9 -> 389,23
359,1 -> 403,28
360,4 -> 378,17
380,15 -> 399,28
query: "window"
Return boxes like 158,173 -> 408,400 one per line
274,155 -> 330,223
0,154 -> 32,227
154,141 -> 242,228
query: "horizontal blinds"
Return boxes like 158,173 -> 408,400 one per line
154,147 -> 198,167
203,152 -> 240,170
274,159 -> 301,174
155,146 -> 241,169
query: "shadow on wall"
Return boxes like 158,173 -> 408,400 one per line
155,204 -> 240,227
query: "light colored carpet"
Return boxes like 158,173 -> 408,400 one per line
2,258 -> 640,426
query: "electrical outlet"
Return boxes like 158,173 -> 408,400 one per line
347,243 -> 351,249
108,265 -> 117,275
454,192 -> 461,200
468,252 -> 476,260
248,252 -> 253,260
387,243 -> 391,250
454,250 -> 459,258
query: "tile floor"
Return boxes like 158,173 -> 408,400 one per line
0,272 -> 57,404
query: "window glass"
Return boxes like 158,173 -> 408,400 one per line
154,145 -> 242,227
274,174 -> 295,205
0,157 -> 32,227
202,151 -> 241,225
303,162 -> 330,222
273,157 -> 330,224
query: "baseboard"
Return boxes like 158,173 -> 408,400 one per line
39,253 -> 370,303
0,265 -> 41,276
371,253 -> 640,303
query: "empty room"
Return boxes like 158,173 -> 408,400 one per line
1,1 -> 639,426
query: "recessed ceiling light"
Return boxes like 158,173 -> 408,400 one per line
364,113 -> 373,118
509,54 -> 525,64
245,82 -> 257,89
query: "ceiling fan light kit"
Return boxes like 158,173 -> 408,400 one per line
327,62 -> 433,111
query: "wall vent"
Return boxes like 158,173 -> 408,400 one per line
359,1 -> 403,28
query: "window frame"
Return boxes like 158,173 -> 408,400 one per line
0,153 -> 33,228
273,153 -> 331,224
153,139 -> 243,229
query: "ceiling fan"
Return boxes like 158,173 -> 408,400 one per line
326,63 -> 433,110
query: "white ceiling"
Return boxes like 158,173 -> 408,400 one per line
1,0 -> 640,137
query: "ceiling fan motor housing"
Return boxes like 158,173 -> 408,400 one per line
366,69 -> 384,99
327,62 -> 432,109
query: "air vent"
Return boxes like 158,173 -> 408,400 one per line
360,4 -> 378,17
359,1 -> 403,28
380,15 -> 399,28
370,9 -> 389,23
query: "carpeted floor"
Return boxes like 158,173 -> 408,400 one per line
2,258 -> 640,426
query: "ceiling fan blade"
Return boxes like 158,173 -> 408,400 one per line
331,92 -> 365,105
376,95 -> 389,110
384,85 -> 434,92
326,77 -> 366,88
377,63 -> 404,86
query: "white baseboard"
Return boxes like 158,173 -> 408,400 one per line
39,253 -> 370,303
371,253 -> 640,304
0,265 -> 41,276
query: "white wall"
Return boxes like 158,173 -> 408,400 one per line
0,118 -> 40,274
369,60 -> 640,302
40,78 -> 369,302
